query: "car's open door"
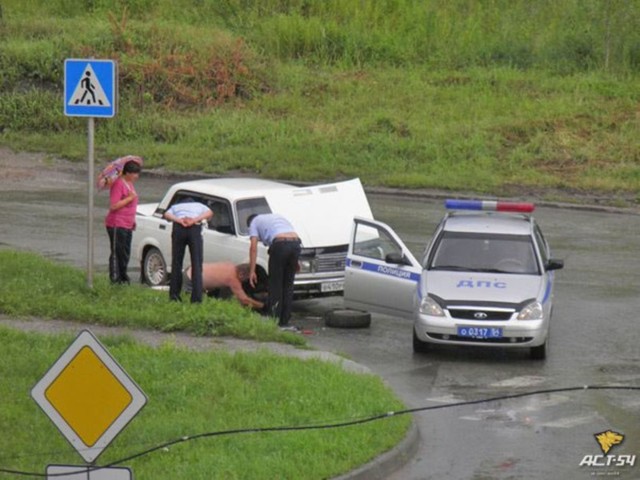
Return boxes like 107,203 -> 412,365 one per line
344,217 -> 422,319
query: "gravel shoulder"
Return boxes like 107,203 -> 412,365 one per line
0,148 -> 81,191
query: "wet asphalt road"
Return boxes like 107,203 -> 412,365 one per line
1,170 -> 639,479
299,198 -> 640,479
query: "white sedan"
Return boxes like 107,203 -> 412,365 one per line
132,177 -> 373,297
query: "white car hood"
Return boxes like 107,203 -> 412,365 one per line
425,271 -> 544,304
265,178 -> 373,248
136,203 -> 158,217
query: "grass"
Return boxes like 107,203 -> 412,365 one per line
0,1 -> 639,203
0,249 -> 412,476
0,326 -> 410,479
0,250 -> 304,346
4,66 -> 639,197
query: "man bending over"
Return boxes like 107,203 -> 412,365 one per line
183,262 -> 264,311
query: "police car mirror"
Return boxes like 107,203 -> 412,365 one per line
385,252 -> 412,266
546,258 -> 564,271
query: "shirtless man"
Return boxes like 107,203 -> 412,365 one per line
182,262 -> 264,311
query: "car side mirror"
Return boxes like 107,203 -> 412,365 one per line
546,258 -> 564,271
385,252 -> 412,266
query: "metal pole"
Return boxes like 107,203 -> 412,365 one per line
87,117 -> 95,288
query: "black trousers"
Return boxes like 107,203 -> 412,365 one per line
267,240 -> 301,325
169,224 -> 204,303
106,227 -> 132,284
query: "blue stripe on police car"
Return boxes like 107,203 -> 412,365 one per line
346,258 -> 420,282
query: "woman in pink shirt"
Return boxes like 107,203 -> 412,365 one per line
105,160 -> 141,284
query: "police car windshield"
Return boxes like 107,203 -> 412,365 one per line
428,232 -> 540,275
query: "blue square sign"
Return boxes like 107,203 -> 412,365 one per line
64,59 -> 117,118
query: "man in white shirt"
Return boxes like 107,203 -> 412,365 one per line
247,213 -> 301,327
164,197 -> 213,303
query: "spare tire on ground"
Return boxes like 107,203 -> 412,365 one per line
324,309 -> 371,328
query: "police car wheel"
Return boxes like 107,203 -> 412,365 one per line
530,342 -> 547,360
324,309 -> 371,328
413,329 -> 430,353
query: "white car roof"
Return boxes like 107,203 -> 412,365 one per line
169,178 -> 297,202
443,212 -> 533,236
162,177 -> 373,247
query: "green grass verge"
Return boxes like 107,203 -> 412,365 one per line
0,250 -> 304,346
0,327 -> 410,479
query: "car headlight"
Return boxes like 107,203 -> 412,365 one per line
517,301 -> 543,320
298,259 -> 312,273
419,296 -> 445,317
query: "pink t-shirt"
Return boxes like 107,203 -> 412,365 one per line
105,177 -> 138,229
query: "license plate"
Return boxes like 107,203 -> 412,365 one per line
321,281 -> 344,293
457,326 -> 503,339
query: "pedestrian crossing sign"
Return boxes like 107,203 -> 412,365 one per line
64,59 -> 117,118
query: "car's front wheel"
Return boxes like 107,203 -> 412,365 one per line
142,247 -> 168,286
413,329 -> 430,353
530,341 -> 547,360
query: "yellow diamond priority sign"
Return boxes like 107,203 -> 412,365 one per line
32,330 -> 147,463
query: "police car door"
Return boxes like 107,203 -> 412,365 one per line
344,217 -> 421,319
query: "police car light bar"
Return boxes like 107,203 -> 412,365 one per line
445,199 -> 535,213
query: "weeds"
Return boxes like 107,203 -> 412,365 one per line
0,1 -> 639,198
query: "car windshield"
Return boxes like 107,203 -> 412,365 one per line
428,231 -> 540,274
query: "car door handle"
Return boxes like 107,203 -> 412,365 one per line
351,260 -> 362,268
159,224 -> 166,230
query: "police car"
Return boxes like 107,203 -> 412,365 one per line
343,199 -> 564,360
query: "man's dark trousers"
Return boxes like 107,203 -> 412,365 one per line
267,239 -> 301,325
169,224 -> 204,303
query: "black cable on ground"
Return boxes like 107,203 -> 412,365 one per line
1,384 -> 638,478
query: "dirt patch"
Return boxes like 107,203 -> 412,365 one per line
1,146 -> 637,212
0,148 -> 83,191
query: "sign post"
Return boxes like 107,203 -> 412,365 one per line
64,59 -> 117,288
88,116 -> 95,287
